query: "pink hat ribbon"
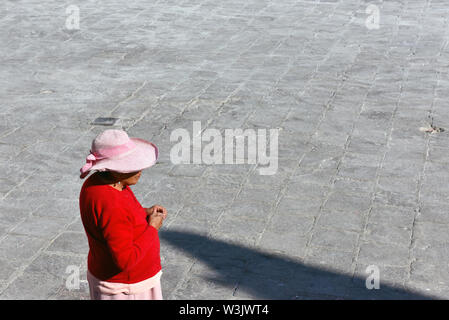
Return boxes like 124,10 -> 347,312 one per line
80,140 -> 137,177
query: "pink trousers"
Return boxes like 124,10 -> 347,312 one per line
87,271 -> 163,300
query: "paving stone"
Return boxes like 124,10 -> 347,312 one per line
0,203 -> 29,230
33,199 -> 80,219
234,272 -> 298,300
0,234 -> 47,282
338,164 -> 379,181
417,201 -> 449,224
305,246 -> 354,274
214,215 -> 267,246
0,252 -> 86,300
258,229 -> 309,258
412,240 -> 449,269
409,261 -> 449,290
284,180 -> 329,200
291,168 -> 335,186
9,215 -> 71,240
413,221 -> 449,246
346,136 -> 385,157
363,222 -> 412,248
323,191 -> 372,214
272,204 -> 315,232
297,144 -> 344,172
309,227 -> 359,253
65,218 -> 85,233
369,204 -> 415,228
185,187 -> 238,210
236,186 -> 280,205
357,241 -> 410,268
276,196 -> 322,217
374,188 -> 417,208
222,199 -> 272,222
46,232 -> 89,255
204,171 -> 245,188
332,178 -> 375,196
160,262 -> 194,299
169,164 -> 208,177
317,208 -> 365,232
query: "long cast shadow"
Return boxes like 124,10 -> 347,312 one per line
160,230 -> 435,300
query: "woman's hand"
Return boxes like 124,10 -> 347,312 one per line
149,214 -> 164,230
145,205 -> 167,220
145,205 -> 167,230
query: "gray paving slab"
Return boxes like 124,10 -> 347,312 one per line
1,0 -> 449,300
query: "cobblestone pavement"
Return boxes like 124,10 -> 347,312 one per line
1,0 -> 449,300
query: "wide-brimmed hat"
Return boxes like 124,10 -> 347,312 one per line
80,129 -> 158,179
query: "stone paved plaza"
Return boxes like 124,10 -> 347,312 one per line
1,0 -> 449,299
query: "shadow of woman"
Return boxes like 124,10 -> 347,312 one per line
160,229 -> 434,300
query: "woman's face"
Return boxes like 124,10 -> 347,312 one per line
111,170 -> 142,186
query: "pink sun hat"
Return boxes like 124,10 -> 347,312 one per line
80,129 -> 158,179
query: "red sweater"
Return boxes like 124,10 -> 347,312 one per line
79,173 -> 161,283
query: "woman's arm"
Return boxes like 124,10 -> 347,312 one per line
99,200 -> 159,272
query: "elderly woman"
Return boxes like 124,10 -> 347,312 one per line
79,129 -> 167,300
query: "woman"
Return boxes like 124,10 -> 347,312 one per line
79,129 -> 167,300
